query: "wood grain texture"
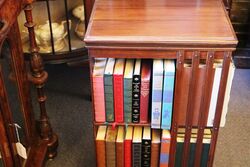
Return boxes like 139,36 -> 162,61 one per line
85,0 -> 237,48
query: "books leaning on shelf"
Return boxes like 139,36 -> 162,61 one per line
92,58 -> 234,128
96,126 -> 171,167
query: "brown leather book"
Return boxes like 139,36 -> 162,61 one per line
96,126 -> 107,167
116,126 -> 125,167
150,129 -> 161,167
106,126 -> 118,167
176,64 -> 214,126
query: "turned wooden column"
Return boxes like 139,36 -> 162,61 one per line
23,4 -> 58,159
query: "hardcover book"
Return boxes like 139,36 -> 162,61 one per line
140,60 -> 152,123
113,59 -> 125,123
125,126 -> 133,167
104,58 -> 116,122
96,126 -> 107,167
150,129 -> 161,167
92,58 -> 107,122
106,126 -> 118,167
124,59 -> 135,123
161,60 -> 175,130
116,126 -> 125,167
160,130 -> 171,167
132,59 -> 141,123
151,59 -> 164,128
132,126 -> 143,167
141,127 -> 151,167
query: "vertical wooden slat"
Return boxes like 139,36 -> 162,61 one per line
194,51 -> 215,167
169,51 -> 184,167
182,51 -> 200,167
208,52 -> 231,167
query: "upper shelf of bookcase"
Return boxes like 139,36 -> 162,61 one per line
84,0 -> 238,50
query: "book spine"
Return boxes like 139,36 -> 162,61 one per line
140,80 -> 150,123
93,76 -> 106,122
132,75 -> 141,123
174,142 -> 183,167
160,138 -> 171,167
96,140 -> 106,167
201,143 -> 210,167
114,75 -> 124,122
124,78 -> 133,123
104,74 -> 114,122
141,139 -> 151,167
116,142 -> 124,167
151,74 -> 163,129
124,140 -> 132,167
150,143 -> 160,167
133,143 -> 142,167
106,141 -> 116,167
161,73 -> 175,129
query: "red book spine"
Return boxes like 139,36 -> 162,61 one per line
140,80 -> 150,123
93,76 -> 105,122
124,139 -> 132,167
114,74 -> 124,122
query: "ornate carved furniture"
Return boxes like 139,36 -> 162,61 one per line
0,0 -> 58,166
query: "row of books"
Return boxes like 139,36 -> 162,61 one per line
92,58 -> 235,129
95,126 -> 212,167
92,58 -> 176,129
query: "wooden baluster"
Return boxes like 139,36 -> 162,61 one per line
23,4 -> 58,159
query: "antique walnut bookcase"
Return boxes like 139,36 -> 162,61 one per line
84,0 -> 238,166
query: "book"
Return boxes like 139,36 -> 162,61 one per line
151,59 -> 164,129
207,61 -> 235,127
132,59 -> 142,123
132,126 -> 143,167
125,126 -> 133,167
150,129 -> 161,167
104,58 -> 116,122
220,62 -> 235,126
160,130 -> 171,167
141,127 -> 151,167
113,59 -> 125,123
124,59 -> 135,123
92,58 -> 107,122
175,131 -> 212,167
140,60 -> 152,123
161,60 -> 175,130
106,126 -> 118,167
206,60 -> 222,127
96,126 -> 107,167
116,126 -> 125,167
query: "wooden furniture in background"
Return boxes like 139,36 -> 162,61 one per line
0,0 -> 58,166
229,0 -> 250,68
85,0 -> 237,166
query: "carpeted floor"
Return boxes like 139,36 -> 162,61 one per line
35,64 -> 250,167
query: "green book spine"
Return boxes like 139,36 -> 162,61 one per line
188,143 -> 196,167
124,78 -> 133,123
201,143 -> 210,167
104,74 -> 114,122
174,142 -> 183,167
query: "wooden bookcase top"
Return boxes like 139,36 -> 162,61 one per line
85,0 -> 238,49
